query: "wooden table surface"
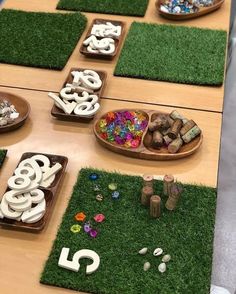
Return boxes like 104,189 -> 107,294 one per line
0,0 -> 231,112
0,0 -> 231,293
0,87 -> 221,294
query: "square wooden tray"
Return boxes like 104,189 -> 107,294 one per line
51,67 -> 107,122
0,152 -> 68,232
80,18 -> 125,59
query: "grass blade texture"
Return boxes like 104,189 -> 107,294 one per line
115,22 -> 227,86
41,168 -> 216,294
0,149 -> 7,167
57,0 -> 149,17
0,9 -> 87,70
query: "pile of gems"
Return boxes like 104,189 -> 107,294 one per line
97,110 -> 148,148
139,247 -> 171,273
0,99 -> 19,126
149,110 -> 201,154
70,211 -> 105,238
142,174 -> 183,218
160,0 -> 213,14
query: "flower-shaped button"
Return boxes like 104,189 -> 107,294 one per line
90,229 -> 98,238
70,224 -> 82,233
89,173 -> 99,181
94,213 -> 105,223
75,212 -> 86,222
84,222 -> 92,233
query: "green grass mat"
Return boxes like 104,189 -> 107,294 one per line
0,9 -> 87,70
41,168 -> 216,294
0,149 -> 7,167
57,0 -> 149,17
114,22 -> 227,86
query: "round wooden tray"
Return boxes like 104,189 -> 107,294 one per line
94,109 -> 203,160
0,92 -> 30,133
155,0 -> 224,20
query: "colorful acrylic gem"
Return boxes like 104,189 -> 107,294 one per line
112,191 -> 120,200
94,213 -> 105,223
96,194 -> 103,202
89,173 -> 99,181
90,229 -> 98,238
108,183 -> 117,191
75,212 -> 86,222
84,222 -> 92,233
70,224 -> 82,233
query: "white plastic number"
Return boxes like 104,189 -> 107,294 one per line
58,248 -> 100,274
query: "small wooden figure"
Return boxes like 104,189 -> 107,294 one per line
142,174 -> 154,188
163,174 -> 174,196
141,186 -> 153,206
150,195 -> 161,218
165,183 -> 183,211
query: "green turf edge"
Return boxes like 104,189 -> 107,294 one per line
0,149 -> 7,168
0,9 -> 87,70
40,168 -> 216,294
56,0 -> 149,17
114,22 -> 227,86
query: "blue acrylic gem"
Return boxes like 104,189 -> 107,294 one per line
89,173 -> 99,181
112,191 -> 120,200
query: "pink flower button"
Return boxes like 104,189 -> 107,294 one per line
94,213 -> 105,223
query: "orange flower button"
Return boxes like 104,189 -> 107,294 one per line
75,212 -> 86,222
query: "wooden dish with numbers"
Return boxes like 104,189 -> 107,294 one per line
0,152 -> 68,232
156,0 -> 224,20
51,67 -> 107,122
80,18 -> 125,59
94,109 -> 203,160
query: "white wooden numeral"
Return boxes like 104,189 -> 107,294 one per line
58,248 -> 100,274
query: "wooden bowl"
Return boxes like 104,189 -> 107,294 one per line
0,92 -> 30,133
80,18 -> 125,60
51,68 -> 107,122
94,109 -> 203,160
156,0 -> 225,20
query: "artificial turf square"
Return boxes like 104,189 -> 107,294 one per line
114,22 -> 227,86
0,9 -> 87,70
41,168 -> 216,294
57,0 -> 149,17
0,149 -> 7,167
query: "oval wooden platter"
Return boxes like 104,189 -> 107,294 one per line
94,109 -> 203,160
0,91 -> 30,133
155,0 -> 224,20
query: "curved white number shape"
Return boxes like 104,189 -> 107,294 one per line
58,248 -> 100,274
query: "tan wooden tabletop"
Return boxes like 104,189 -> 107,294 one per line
0,86 -> 221,294
0,0 -> 231,112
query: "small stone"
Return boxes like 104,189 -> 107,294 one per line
162,254 -> 171,263
158,263 -> 166,273
138,248 -> 148,255
153,248 -> 163,256
143,262 -> 151,271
